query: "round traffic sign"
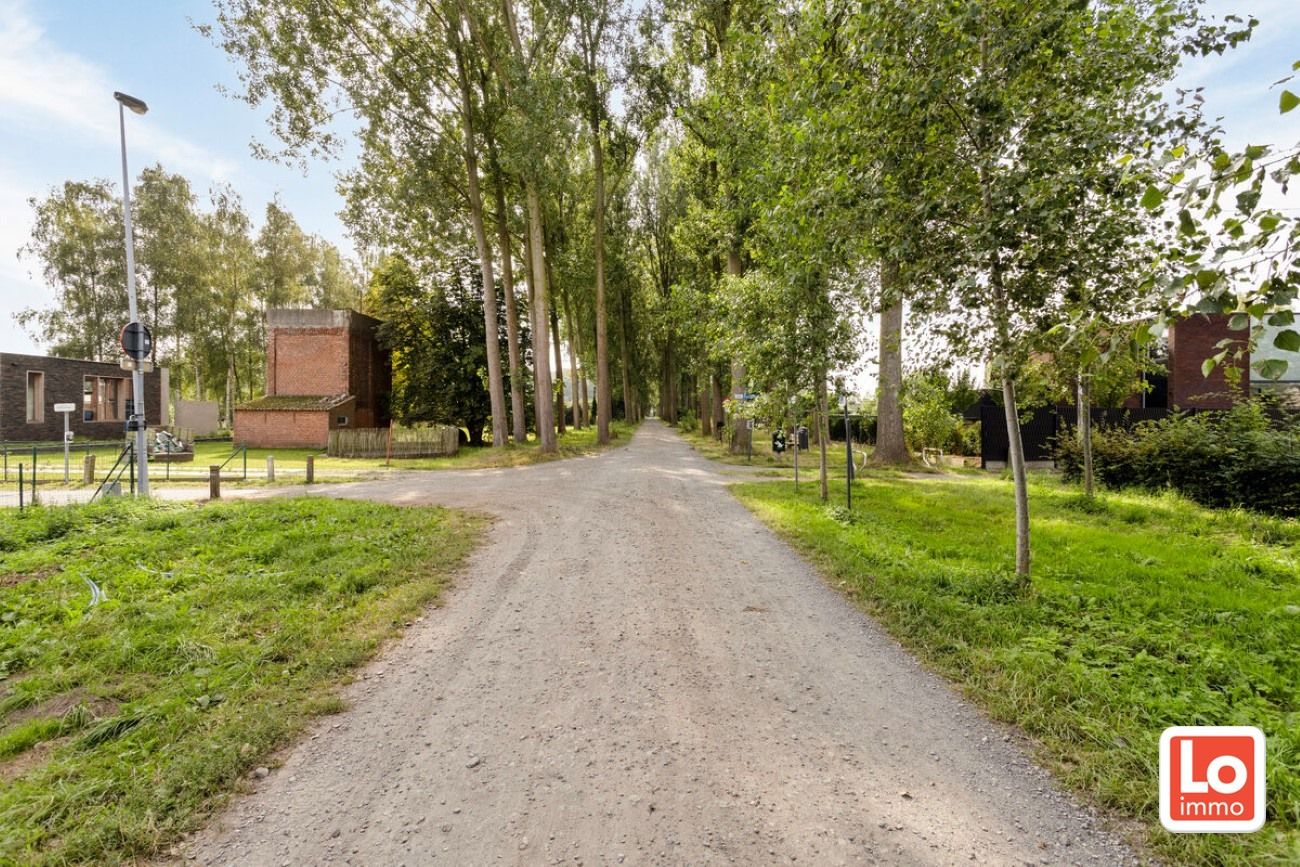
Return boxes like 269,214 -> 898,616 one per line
121,321 -> 152,360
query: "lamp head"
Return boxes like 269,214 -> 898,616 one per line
113,92 -> 148,115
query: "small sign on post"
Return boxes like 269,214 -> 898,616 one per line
54,402 -> 76,484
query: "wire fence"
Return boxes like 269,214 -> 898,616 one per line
0,425 -> 466,509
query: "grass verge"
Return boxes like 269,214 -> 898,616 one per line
732,474 -> 1299,866
0,497 -> 483,865
2,421 -> 638,490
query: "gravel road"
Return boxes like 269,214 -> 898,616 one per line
181,420 -> 1138,866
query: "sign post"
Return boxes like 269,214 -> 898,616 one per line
54,402 -> 76,484
120,322 -> 152,496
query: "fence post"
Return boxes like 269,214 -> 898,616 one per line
31,460 -> 36,505
266,455 -> 275,482
305,455 -> 314,485
17,464 -> 23,511
83,454 -> 96,486
209,465 -> 221,499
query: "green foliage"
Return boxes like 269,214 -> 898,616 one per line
1056,401 -> 1300,516
0,498 -> 482,865
18,180 -> 126,362
368,256 -> 520,446
901,373 -> 959,452
736,475 -> 1300,866
20,168 -> 361,410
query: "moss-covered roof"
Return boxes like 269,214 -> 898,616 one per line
236,394 -> 352,412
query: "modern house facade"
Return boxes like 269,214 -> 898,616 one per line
234,309 -> 391,448
0,352 -> 167,442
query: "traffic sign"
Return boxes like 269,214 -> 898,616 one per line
53,402 -> 76,413
120,321 -> 152,360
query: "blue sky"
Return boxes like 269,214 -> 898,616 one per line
1,0 -> 1298,357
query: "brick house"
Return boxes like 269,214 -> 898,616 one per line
234,309 -> 391,448
0,352 -> 167,442
1164,313 -> 1249,409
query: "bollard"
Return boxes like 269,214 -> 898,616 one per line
83,454 -> 96,486
266,455 -> 275,483
209,465 -> 221,500
305,455 -> 314,484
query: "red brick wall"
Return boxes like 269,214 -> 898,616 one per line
1168,314 -> 1249,409
269,328 -> 349,396
234,398 -> 357,448
234,409 -> 331,448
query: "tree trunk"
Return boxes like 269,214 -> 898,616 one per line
591,112 -> 612,445
1078,372 -> 1094,498
1001,376 -> 1031,578
489,163 -> 527,445
451,25 -> 508,448
550,300 -> 566,434
619,287 -> 634,422
711,374 -> 724,440
699,375 -> 712,436
563,295 -> 582,428
874,259 -> 909,464
524,183 -> 556,451
816,372 -> 830,502
225,354 -> 236,429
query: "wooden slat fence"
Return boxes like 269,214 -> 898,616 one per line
327,424 -> 460,459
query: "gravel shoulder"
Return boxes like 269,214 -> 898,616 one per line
180,420 -> 1138,866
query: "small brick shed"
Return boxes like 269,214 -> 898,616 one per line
234,309 -> 390,449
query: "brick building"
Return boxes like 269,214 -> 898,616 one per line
1165,313 -> 1249,409
234,309 -> 391,448
0,352 -> 167,442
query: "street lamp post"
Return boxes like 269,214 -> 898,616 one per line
115,91 -> 149,496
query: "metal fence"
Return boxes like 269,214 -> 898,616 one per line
0,440 -> 257,509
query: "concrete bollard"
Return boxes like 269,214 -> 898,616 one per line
209,465 -> 221,500
83,454 -> 96,486
266,455 -> 275,483
305,455 -> 314,484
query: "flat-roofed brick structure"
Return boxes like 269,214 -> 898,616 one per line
234,309 -> 390,448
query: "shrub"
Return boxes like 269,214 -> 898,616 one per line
948,420 -> 981,456
903,376 -> 959,451
1057,401 -> 1300,516
677,410 -> 698,433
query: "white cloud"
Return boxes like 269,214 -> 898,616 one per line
0,0 -> 238,183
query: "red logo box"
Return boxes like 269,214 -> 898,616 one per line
1160,726 -> 1265,833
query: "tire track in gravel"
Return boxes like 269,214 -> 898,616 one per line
180,420 -> 1140,866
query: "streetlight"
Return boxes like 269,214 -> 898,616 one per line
115,90 -> 150,496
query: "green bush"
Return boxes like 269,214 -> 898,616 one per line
677,410 -> 698,433
948,420 -> 981,456
1057,402 -> 1300,516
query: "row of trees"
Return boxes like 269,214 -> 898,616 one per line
194,0 -> 1298,582
20,167 -> 363,420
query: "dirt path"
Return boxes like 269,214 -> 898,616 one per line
182,420 -> 1136,866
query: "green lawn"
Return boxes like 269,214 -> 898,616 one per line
0,420 -> 637,488
733,474 -> 1299,866
0,498 -> 483,865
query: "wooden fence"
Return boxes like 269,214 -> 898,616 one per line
327,424 -> 460,459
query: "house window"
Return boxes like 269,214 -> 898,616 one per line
83,376 -> 130,422
337,415 -> 349,426
26,371 -> 44,423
